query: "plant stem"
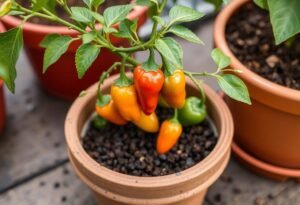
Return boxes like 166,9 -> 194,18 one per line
184,71 -> 206,105
97,62 -> 121,100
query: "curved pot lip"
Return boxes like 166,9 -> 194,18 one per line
65,73 -> 234,189
213,0 -> 300,102
1,5 -> 148,35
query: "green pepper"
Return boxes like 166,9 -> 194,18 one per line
92,115 -> 107,130
178,97 -> 207,126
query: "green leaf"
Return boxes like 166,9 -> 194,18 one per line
82,32 -> 96,44
217,74 -> 251,105
75,44 -> 100,79
169,5 -> 204,24
43,36 -> 73,73
168,25 -> 204,44
267,0 -> 300,45
39,34 -> 60,48
104,4 -> 133,28
253,0 -> 268,9
113,19 -> 137,39
92,0 -> 105,8
0,27 -> 23,92
91,11 -> 104,24
211,48 -> 231,69
136,0 -> 158,6
71,7 -> 94,23
204,0 -> 223,10
155,37 -> 183,68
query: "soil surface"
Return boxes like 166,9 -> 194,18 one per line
17,0 -> 131,25
82,107 -> 218,177
226,3 -> 300,90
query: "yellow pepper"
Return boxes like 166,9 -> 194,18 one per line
133,111 -> 159,133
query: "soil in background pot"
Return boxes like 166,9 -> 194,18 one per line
17,0 -> 131,25
82,107 -> 218,177
226,3 -> 300,90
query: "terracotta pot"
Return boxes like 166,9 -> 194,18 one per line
1,6 -> 148,100
65,74 -> 234,205
0,22 -> 6,134
214,0 -> 300,172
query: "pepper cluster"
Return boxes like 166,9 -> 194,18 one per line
95,64 -> 207,154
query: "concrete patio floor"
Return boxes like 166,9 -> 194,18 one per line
0,19 -> 299,205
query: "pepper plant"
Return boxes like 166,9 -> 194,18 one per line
0,0 -> 250,154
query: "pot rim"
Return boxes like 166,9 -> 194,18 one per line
1,5 -> 148,35
213,0 -> 300,102
65,73 -> 234,189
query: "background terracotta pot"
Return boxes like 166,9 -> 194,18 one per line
1,6 -> 148,100
65,74 -> 234,205
214,0 -> 300,176
0,22 -> 6,134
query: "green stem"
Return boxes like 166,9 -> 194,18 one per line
97,62 -> 121,100
184,71 -> 206,106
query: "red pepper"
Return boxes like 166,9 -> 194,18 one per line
134,65 -> 164,115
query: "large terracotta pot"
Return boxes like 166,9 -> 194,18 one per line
214,0 -> 300,179
65,74 -> 234,205
1,6 -> 147,100
0,22 -> 6,134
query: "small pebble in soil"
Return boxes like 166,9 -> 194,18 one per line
226,3 -> 300,90
232,187 -> 242,195
82,107 -> 217,177
63,168 -> 69,175
214,193 -> 222,202
39,181 -> 45,187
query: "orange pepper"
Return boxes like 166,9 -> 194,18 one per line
95,96 -> 127,125
162,69 -> 186,108
111,84 -> 141,121
156,118 -> 182,154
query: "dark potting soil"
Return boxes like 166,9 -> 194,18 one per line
226,3 -> 300,90
82,107 -> 218,177
17,0 -> 131,25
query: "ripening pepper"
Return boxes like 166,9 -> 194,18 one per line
134,65 -> 164,115
133,111 -> 159,133
95,95 -> 127,125
162,69 -> 186,108
178,97 -> 207,126
0,0 -> 12,17
156,118 -> 182,154
111,84 -> 141,121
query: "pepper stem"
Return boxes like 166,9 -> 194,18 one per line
114,55 -> 133,87
184,71 -> 206,107
170,108 -> 180,123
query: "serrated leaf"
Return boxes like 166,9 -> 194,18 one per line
113,19 -> 137,39
82,32 -> 95,44
136,0 -> 157,6
218,74 -> 251,105
71,7 -> 94,23
155,37 -> 183,68
39,34 -> 60,48
43,36 -> 73,73
268,0 -> 300,45
169,5 -> 204,24
0,27 -> 23,92
75,44 -> 100,79
104,4 -> 133,27
168,25 -> 203,44
211,48 -> 230,69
